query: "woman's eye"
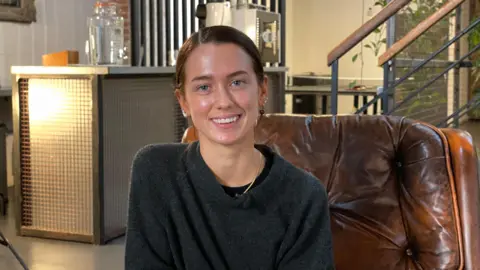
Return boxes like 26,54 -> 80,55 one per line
231,80 -> 244,87
197,85 -> 209,91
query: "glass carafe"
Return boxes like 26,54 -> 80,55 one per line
87,1 -> 125,65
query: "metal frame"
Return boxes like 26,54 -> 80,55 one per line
452,6 -> 462,127
0,0 -> 36,23
330,60 -> 339,115
279,0 -> 286,66
92,75 -> 104,245
382,62 -> 391,113
395,58 -> 473,68
130,0 -> 142,66
383,6 -> 396,113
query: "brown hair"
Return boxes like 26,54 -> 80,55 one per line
175,25 -> 265,94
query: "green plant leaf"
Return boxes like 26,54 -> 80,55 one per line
374,28 -> 381,34
374,0 -> 387,7
352,54 -> 359,63
349,80 -> 357,89
364,44 -> 372,49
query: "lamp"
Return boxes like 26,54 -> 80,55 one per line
11,69 -> 184,245
14,78 -> 95,242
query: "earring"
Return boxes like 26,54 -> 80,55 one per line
259,98 -> 268,115
181,109 -> 187,117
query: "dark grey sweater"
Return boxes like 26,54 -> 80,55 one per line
125,141 -> 334,270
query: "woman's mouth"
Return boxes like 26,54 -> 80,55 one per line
211,114 -> 242,125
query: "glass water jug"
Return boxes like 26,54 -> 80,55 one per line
87,1 -> 125,65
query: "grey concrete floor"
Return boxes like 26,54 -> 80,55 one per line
0,190 -> 125,270
1,120 -> 480,270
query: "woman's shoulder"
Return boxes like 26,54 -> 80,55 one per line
133,143 -> 189,164
131,143 -> 189,184
271,151 -> 327,199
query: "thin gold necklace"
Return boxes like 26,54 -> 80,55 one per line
243,151 -> 265,194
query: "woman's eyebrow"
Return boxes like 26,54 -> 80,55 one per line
191,74 -> 212,82
191,70 -> 248,82
226,70 -> 248,78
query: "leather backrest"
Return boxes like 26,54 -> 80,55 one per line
182,114 -> 480,269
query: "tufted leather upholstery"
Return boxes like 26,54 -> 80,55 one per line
181,114 -> 480,270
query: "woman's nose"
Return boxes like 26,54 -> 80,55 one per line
214,85 -> 235,108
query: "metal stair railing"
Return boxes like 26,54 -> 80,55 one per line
355,0 -> 471,116
437,97 -> 480,128
326,0 -> 412,115
355,17 -> 480,115
387,42 -> 480,114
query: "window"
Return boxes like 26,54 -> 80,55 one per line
0,0 -> 36,23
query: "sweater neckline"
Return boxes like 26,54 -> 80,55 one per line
184,141 -> 286,208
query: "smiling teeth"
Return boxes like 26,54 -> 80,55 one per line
213,116 -> 239,124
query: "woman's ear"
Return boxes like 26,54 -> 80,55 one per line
175,89 -> 190,117
259,75 -> 269,106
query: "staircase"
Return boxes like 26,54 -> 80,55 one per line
324,0 -> 480,128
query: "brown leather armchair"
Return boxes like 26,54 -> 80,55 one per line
182,114 -> 480,270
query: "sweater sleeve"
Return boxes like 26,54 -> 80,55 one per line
277,183 -> 335,270
124,147 -> 176,270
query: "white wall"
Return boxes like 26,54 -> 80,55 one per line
284,0 -> 385,115
286,0 -> 385,81
0,0 -> 97,186
0,0 -> 96,88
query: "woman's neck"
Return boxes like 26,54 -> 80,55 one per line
199,137 -> 263,188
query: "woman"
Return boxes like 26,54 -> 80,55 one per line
125,25 -> 334,270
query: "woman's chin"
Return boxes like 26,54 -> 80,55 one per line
205,130 -> 247,146
204,119 -> 252,145
212,134 -> 242,145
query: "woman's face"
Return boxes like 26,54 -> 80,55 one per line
177,43 -> 267,146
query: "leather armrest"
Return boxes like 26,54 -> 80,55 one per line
441,128 -> 480,269
182,126 -> 198,143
